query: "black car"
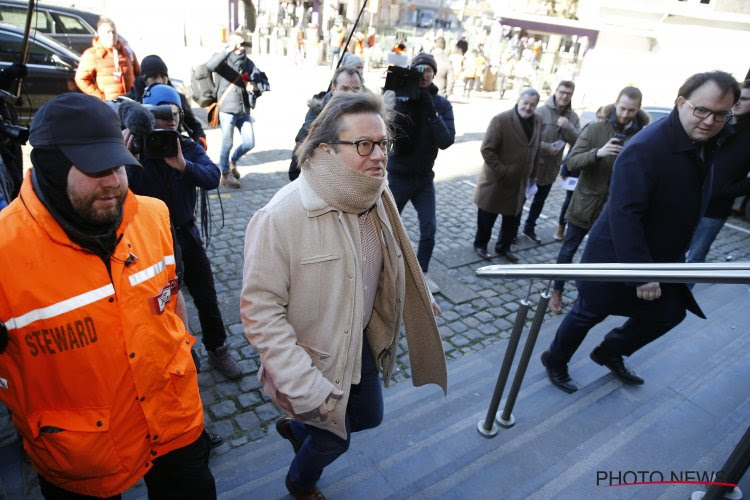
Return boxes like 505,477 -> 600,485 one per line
0,22 -> 79,122
0,1 -> 128,55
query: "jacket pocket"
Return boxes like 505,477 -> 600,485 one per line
26,408 -> 125,480
300,254 -> 341,265
570,191 -> 604,227
297,343 -> 331,372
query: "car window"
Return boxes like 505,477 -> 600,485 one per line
0,6 -> 51,32
0,31 -> 58,65
51,13 -> 94,35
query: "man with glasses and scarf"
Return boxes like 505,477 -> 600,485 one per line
242,91 -> 446,499
125,84 -> 242,382
541,71 -> 740,394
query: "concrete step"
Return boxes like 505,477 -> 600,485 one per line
123,283 -> 750,499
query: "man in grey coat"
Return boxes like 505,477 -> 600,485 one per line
473,88 -> 542,263
521,81 -> 580,243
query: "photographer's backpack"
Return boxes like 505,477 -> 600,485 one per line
190,64 -> 217,107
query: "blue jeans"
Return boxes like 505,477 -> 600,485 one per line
286,342 -> 383,490
388,174 -> 437,272
219,111 -> 255,173
553,223 -> 588,293
687,216 -> 726,263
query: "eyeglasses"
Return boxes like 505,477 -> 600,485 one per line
683,99 -> 734,123
328,139 -> 393,156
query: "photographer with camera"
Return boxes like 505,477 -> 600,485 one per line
547,86 -> 649,314
126,55 -> 207,151
387,53 -> 455,293
124,84 -> 242,382
206,30 -> 269,189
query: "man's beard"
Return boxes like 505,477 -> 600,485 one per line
67,186 -> 125,225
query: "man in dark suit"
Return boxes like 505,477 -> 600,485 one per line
541,71 -> 740,394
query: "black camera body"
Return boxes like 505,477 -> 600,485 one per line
611,132 -> 626,145
144,129 -> 179,159
383,65 -> 423,101
113,99 -> 179,160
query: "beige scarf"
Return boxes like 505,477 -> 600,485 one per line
302,150 -> 448,394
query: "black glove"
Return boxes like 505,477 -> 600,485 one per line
418,88 -> 435,112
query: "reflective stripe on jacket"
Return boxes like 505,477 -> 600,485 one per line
0,173 -> 203,497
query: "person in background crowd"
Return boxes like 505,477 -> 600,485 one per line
687,79 -> 750,263
125,55 -> 207,150
431,37 -> 454,98
542,72 -> 738,394
75,17 -> 140,100
0,93 -> 215,499
547,87 -> 648,314
242,91 -> 446,499
206,31 -> 269,189
288,66 -> 364,181
473,88 -> 542,264
554,106 -> 606,241
388,53 -> 455,293
522,81 -> 580,244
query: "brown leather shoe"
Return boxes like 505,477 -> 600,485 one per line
549,289 -> 563,314
498,249 -> 519,264
285,476 -> 326,500
229,161 -> 240,179
221,172 -> 241,189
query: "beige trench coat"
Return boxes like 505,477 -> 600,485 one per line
241,176 -> 443,439
474,108 -> 542,215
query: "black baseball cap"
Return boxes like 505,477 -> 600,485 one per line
29,93 -> 141,174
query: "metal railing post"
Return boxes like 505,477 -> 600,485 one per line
497,281 -> 552,428
693,424 -> 749,500
476,281 -> 533,438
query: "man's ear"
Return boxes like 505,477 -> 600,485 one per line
318,143 -> 333,154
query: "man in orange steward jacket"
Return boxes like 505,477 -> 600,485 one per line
0,94 -> 215,499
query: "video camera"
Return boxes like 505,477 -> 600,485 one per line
383,65 -> 423,101
110,98 -> 179,160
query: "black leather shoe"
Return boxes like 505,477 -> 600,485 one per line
497,249 -> 520,264
206,431 -> 224,448
285,476 -> 326,500
590,346 -> 644,385
276,417 -> 303,454
523,230 -> 542,244
474,246 -> 492,260
541,351 -> 578,393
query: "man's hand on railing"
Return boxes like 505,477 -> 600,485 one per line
636,282 -> 662,301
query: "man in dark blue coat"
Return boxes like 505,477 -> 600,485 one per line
388,53 -> 455,292
542,71 -> 740,394
124,84 -> 242,382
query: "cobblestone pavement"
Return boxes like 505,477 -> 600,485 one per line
189,144 -> 750,455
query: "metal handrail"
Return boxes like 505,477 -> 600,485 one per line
475,261 -> 750,497
476,262 -> 750,284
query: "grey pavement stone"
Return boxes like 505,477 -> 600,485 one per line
207,419 -> 235,437
235,410 -> 263,433
210,400 -> 238,419
254,403 -> 280,422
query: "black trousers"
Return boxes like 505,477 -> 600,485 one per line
547,297 -> 685,366
474,207 -> 521,252
176,224 -> 226,352
523,183 -> 552,234
38,432 -> 216,500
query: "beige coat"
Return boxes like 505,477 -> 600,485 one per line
474,108 -> 542,215
241,176 -> 443,439
535,96 -> 580,186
